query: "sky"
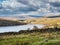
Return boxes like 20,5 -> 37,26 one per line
0,0 -> 60,16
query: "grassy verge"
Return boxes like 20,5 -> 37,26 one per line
0,31 -> 60,45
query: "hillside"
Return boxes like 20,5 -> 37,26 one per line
0,19 -> 27,26
25,17 -> 60,28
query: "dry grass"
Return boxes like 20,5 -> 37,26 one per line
25,18 -> 60,24
25,18 -> 60,28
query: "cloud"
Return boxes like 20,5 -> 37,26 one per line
50,1 -> 60,7
0,0 -> 60,16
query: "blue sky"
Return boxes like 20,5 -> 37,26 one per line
0,0 -> 60,16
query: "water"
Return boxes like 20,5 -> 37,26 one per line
0,24 -> 44,33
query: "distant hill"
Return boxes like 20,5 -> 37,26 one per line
0,19 -> 27,26
25,17 -> 60,26
44,14 -> 60,18
46,15 -> 60,18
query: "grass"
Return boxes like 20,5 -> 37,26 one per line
0,31 -> 60,45
25,18 -> 60,25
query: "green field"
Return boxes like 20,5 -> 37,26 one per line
0,31 -> 60,45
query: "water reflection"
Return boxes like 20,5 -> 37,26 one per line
0,24 -> 44,33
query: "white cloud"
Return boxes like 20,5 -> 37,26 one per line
2,0 -> 27,9
49,0 -> 60,2
0,0 -> 60,16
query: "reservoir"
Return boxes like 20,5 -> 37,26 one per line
0,24 -> 44,33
